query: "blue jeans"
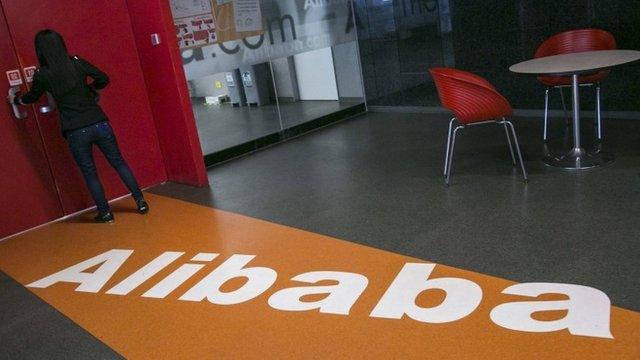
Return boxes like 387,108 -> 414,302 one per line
67,121 -> 143,213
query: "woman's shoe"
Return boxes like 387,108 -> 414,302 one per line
94,212 -> 114,223
136,198 -> 149,214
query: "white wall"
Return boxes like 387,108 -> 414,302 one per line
190,73 -> 229,97
293,47 -> 339,101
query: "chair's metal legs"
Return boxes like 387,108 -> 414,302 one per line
543,88 -> 549,141
503,120 -> 528,182
547,84 -> 602,141
502,118 -> 516,165
596,84 -> 602,140
559,86 -> 569,126
544,86 -> 574,141
444,118 -> 456,176
444,125 -> 463,186
444,120 -> 527,186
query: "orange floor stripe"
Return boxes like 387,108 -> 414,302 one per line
0,193 -> 638,359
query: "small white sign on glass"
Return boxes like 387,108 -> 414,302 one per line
170,0 -> 211,18
233,0 -> 262,32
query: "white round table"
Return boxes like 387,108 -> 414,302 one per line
510,50 -> 640,169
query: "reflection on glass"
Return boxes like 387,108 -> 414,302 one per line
188,66 -> 281,155
272,43 -> 365,129
355,0 -> 454,107
265,0 -> 365,128
171,0 -> 366,157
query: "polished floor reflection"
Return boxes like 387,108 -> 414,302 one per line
193,100 -> 360,155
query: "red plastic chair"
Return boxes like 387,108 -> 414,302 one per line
429,67 -> 528,185
534,29 -> 616,141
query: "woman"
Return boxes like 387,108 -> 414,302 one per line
9,29 -> 148,223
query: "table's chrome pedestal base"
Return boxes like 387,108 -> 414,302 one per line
543,147 -> 614,169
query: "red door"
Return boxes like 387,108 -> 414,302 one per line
1,0 -> 167,215
0,6 -> 63,238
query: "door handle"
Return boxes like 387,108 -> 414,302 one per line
38,92 -> 56,114
7,86 -> 27,120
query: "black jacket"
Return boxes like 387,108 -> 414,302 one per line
16,56 -> 110,136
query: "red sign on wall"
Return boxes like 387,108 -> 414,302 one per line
6,69 -> 23,86
23,66 -> 37,83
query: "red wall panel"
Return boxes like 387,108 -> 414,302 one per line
125,0 -> 208,186
1,0 -> 168,214
1,0 -> 207,238
0,7 -> 63,238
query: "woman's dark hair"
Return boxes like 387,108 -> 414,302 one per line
34,29 -> 81,95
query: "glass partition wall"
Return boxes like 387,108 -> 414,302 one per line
354,0 -> 640,111
172,0 -> 366,164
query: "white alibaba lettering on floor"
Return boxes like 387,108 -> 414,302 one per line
27,249 -> 613,339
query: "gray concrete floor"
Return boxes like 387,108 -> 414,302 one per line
153,111 -> 640,312
1,110 -> 639,357
0,271 -> 122,359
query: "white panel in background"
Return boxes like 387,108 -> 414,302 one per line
294,47 -> 339,101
